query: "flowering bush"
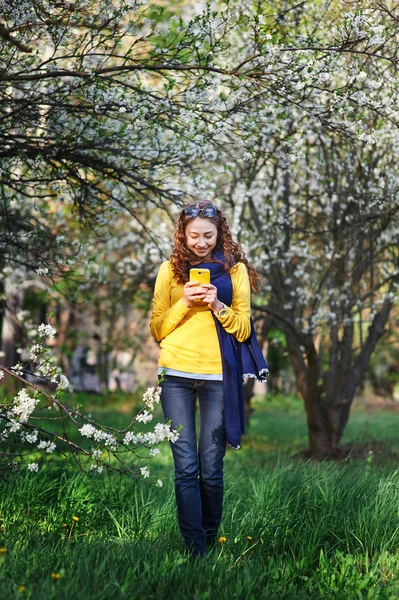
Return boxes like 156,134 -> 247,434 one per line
0,322 -> 178,484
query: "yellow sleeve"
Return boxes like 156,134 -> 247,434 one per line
215,262 -> 251,342
150,261 -> 191,342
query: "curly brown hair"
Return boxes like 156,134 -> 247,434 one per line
169,200 -> 261,292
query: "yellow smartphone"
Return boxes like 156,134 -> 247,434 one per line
189,268 -> 210,285
189,268 -> 210,304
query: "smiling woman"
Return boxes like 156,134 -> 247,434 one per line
184,218 -> 218,262
149,200 -> 268,558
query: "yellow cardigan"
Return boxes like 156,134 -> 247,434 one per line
150,260 -> 251,374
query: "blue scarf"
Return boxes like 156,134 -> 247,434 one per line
191,249 -> 269,448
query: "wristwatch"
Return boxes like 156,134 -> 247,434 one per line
215,303 -> 228,317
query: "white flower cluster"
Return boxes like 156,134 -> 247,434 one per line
37,440 -> 56,453
29,344 -> 43,361
57,374 -> 71,391
36,357 -> 66,387
0,369 -> 4,380
135,410 -> 153,423
18,323 -> 71,392
36,267 -> 49,275
37,323 -> 57,341
11,363 -> 23,376
140,466 -> 150,478
79,424 -> 118,451
143,386 -> 161,410
27,463 -> 39,473
90,463 -> 104,474
79,424 -> 96,437
20,430 -> 38,444
8,388 -> 38,423
123,422 -> 179,446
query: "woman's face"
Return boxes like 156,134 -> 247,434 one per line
185,217 -> 218,261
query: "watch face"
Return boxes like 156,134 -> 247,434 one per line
219,308 -> 228,317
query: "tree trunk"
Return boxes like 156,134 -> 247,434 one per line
302,360 -> 338,457
0,276 -> 24,396
304,389 -> 345,457
302,299 -> 394,457
0,276 -> 24,369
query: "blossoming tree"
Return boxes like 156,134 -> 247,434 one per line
210,3 -> 399,455
2,0 -> 399,462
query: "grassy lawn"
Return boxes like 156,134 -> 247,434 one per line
2,393 -> 399,599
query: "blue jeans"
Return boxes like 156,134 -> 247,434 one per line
160,375 -> 226,556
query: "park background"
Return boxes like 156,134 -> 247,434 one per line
1,0 -> 399,597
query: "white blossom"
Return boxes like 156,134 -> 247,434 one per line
90,463 -> 104,474
27,463 -> 39,472
25,431 -> 38,444
92,430 -> 117,450
57,374 -> 70,390
37,323 -> 57,341
37,440 -> 56,453
79,424 -> 96,438
140,466 -> 150,478
29,344 -> 43,360
7,420 -> 21,433
136,410 -> 153,423
11,363 -> 23,376
9,389 -> 38,422
123,431 -> 140,445
143,386 -> 161,410
123,422 -> 179,446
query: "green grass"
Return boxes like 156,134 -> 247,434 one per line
2,395 -> 399,599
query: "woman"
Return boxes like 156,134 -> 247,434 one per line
150,200 -> 268,558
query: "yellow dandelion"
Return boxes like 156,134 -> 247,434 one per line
62,524 -> 67,528
19,586 -> 26,592
247,536 -> 252,541
0,548 -> 6,554
72,516 -> 79,522
51,573 -> 61,580
219,536 -> 227,544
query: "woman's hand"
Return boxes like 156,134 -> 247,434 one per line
182,281 -> 207,308
199,284 -> 224,313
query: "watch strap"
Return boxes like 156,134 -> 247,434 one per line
215,303 -> 228,317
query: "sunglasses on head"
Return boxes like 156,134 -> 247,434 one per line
183,204 -> 218,218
